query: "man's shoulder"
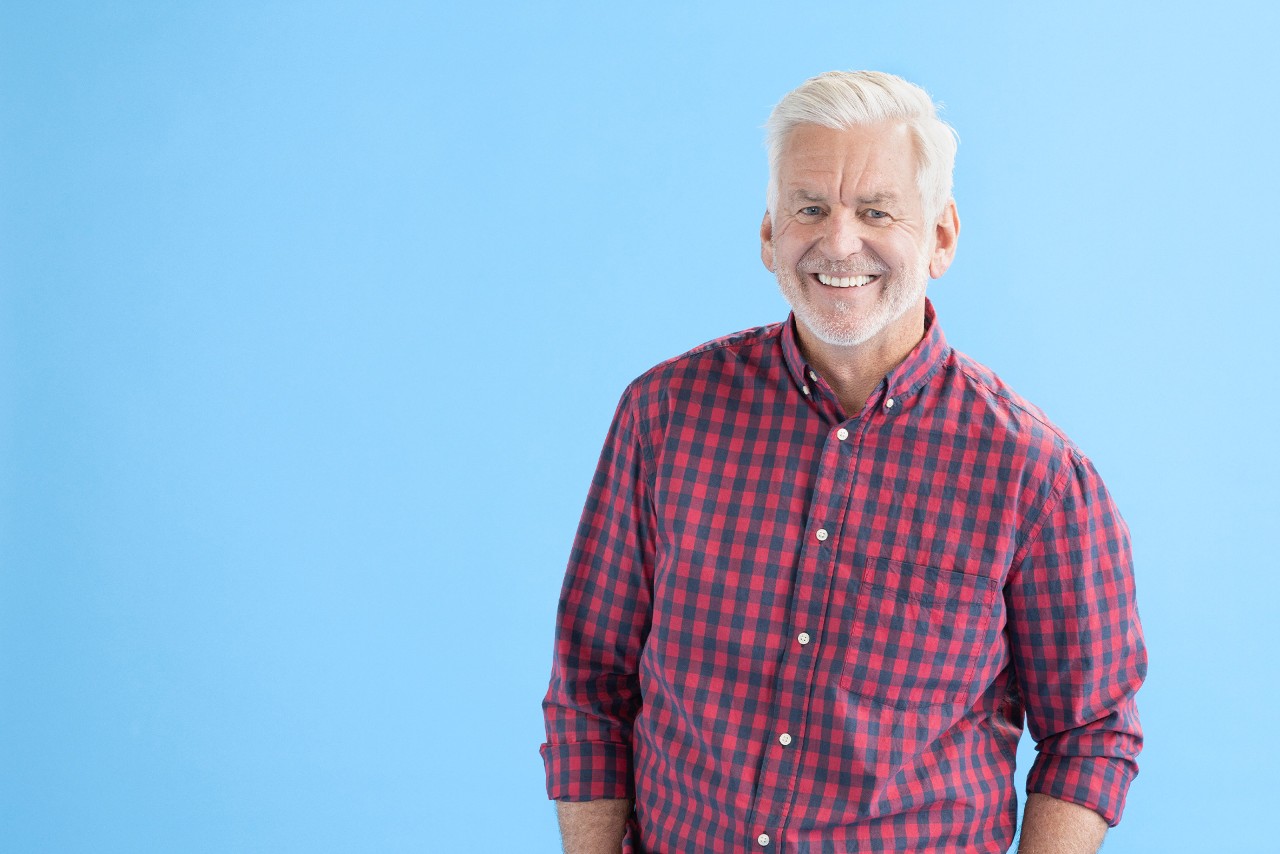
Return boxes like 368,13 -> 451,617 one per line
944,347 -> 1083,461
624,321 -> 786,398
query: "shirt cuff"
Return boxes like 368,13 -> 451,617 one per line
541,739 -> 635,801
1026,751 -> 1138,826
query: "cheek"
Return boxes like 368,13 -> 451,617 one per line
891,236 -> 930,268
772,234 -> 809,268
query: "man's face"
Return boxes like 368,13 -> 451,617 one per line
761,122 -> 958,351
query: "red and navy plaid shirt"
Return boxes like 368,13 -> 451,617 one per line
542,301 -> 1145,853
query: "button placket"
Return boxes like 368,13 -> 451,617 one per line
754,404 -> 849,842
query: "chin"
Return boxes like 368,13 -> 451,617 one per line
780,268 -> 928,350
797,312 -> 882,348
787,290 -> 893,348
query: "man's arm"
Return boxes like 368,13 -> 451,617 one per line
1017,793 -> 1107,854
541,386 -> 654,820
1005,452 -> 1147,827
556,799 -> 632,854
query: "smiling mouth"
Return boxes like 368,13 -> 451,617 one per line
816,273 -> 878,288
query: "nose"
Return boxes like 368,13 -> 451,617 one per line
819,209 -> 864,260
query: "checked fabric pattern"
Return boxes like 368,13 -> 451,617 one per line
541,301 -> 1146,853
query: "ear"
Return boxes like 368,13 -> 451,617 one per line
760,211 -> 775,273
927,200 -> 960,280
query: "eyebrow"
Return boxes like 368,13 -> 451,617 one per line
789,190 -> 827,203
786,189 -> 901,205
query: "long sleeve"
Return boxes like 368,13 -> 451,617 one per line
1005,452 -> 1147,826
541,386 -> 655,800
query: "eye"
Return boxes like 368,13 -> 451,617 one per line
865,209 -> 889,219
799,206 -> 823,217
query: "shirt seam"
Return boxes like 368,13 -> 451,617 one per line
1008,457 -> 1074,571
626,324 -> 784,482
951,360 -> 1093,566
642,323 -> 784,377
953,361 -> 1079,452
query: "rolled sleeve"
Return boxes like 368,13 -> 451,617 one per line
540,386 -> 654,801
540,740 -> 635,802
1006,452 -> 1147,826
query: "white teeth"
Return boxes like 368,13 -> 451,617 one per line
817,273 -> 875,288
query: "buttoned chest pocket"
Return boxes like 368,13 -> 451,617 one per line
839,558 -> 1000,710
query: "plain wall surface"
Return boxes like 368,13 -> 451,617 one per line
3,2 -> 1277,851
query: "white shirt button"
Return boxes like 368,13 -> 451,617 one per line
778,732 -> 792,746
885,397 -> 895,409
758,833 -> 771,847
836,427 -> 849,441
802,385 -> 811,395
809,370 -> 818,381
798,632 -> 811,645
815,528 -> 828,542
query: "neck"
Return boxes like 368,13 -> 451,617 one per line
795,307 -> 926,417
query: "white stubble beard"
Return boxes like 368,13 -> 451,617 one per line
773,247 -> 930,348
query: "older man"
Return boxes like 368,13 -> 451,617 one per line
541,71 -> 1145,853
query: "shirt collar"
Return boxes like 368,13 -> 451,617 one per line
779,298 -> 951,410
884,298 -> 950,403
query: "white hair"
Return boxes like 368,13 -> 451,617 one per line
764,71 -> 959,221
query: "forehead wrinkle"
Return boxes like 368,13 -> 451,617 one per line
785,185 -> 902,208
780,143 -> 912,210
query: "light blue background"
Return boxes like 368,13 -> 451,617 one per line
3,2 -> 1276,851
